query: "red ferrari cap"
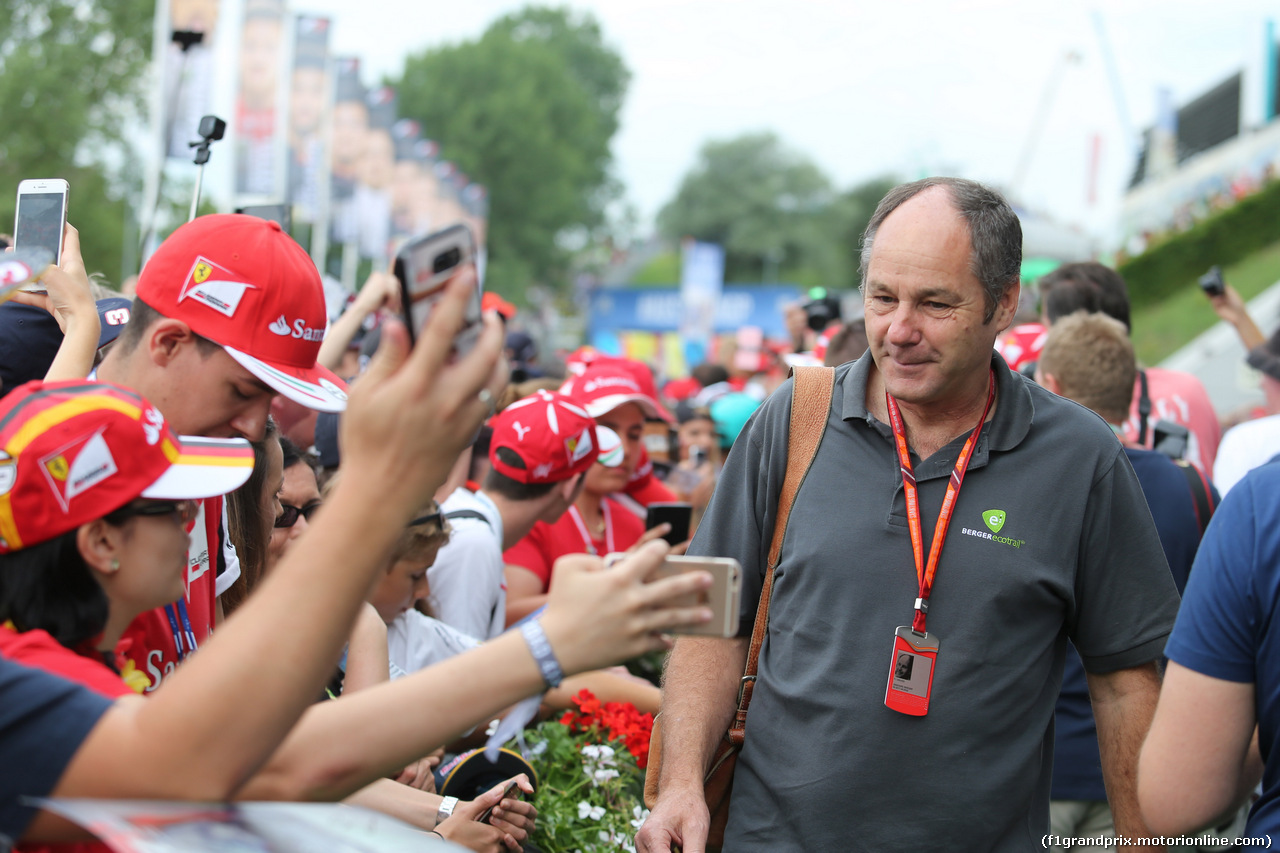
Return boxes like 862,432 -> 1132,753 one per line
489,390 -> 620,484
0,380 -> 253,552
136,214 -> 347,412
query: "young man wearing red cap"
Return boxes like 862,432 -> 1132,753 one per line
429,390 -> 613,639
95,213 -> 348,690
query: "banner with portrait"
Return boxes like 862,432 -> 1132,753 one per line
234,0 -> 287,198
286,15 -> 330,223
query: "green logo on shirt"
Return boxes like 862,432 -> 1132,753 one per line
983,509 -> 1006,534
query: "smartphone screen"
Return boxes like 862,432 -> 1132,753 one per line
645,502 -> 693,546
394,224 -> 482,350
14,188 -> 67,265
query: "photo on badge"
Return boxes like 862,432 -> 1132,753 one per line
892,650 -> 930,697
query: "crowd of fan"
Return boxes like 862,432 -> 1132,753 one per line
5,187 -> 1280,853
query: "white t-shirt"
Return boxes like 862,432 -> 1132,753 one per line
1213,413 -> 1280,497
386,609 -> 482,675
428,488 -> 507,640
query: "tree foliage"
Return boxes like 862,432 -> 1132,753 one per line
658,132 -> 836,285
0,0 -> 155,284
657,132 -> 898,289
395,6 -> 629,301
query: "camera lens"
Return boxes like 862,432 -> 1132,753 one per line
433,248 -> 461,274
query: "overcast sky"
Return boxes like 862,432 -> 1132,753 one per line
292,0 -> 1279,245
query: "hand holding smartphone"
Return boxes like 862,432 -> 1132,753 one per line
13,179 -> 69,292
648,555 -> 742,637
393,224 -> 482,352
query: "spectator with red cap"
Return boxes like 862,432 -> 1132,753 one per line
504,361 -> 672,623
567,356 -> 683,512
427,390 -> 613,637
0,382 -> 254,701
94,213 -> 348,690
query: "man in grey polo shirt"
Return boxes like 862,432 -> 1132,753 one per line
637,178 -> 1179,853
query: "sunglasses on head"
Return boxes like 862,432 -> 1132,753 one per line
275,501 -> 322,529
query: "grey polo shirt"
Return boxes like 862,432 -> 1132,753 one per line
688,352 -> 1179,852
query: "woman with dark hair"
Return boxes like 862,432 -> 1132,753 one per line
218,419 -> 282,616
0,381 -> 255,702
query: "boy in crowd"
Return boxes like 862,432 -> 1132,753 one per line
94,214 -> 347,690
1037,310 -> 1217,851
429,390 -> 606,640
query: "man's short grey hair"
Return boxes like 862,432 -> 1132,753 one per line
858,177 -> 1022,324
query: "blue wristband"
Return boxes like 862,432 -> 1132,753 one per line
520,618 -> 564,688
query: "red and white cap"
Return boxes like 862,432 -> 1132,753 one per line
488,390 -> 621,484
560,358 -> 673,423
0,380 -> 254,553
136,214 -> 347,412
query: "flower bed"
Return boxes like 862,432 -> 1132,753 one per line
508,689 -> 653,852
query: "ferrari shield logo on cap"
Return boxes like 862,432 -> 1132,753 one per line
40,430 -> 118,513
44,455 -> 69,482
566,428 -> 594,464
179,255 -> 255,318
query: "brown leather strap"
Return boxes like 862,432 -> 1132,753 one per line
728,365 -> 834,745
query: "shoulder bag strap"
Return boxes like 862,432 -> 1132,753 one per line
1137,369 -> 1152,446
1173,458 -> 1216,535
728,365 -> 835,744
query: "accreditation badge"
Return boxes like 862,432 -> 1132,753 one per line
884,625 -> 939,716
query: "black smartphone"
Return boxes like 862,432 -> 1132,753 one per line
1198,266 -> 1225,297
645,502 -> 693,546
393,224 -> 481,349
236,203 -> 292,233
477,780 -> 521,825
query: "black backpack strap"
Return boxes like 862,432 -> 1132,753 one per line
1173,459 -> 1216,536
443,509 -> 493,529
1137,369 -> 1152,446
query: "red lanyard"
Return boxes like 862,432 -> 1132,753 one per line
568,503 -> 614,556
885,371 -> 995,634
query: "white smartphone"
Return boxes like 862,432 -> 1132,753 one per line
13,179 -> 69,292
649,555 -> 742,637
393,223 -> 482,352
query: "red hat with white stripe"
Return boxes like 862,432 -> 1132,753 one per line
0,380 -> 254,553
489,390 -> 621,484
136,214 -> 347,412
560,358 -> 673,424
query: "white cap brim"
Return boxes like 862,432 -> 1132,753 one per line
583,393 -> 671,424
224,346 -> 348,413
142,436 -> 255,500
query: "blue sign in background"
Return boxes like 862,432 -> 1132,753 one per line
588,285 -> 802,339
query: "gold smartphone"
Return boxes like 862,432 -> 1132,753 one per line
650,555 -> 742,637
